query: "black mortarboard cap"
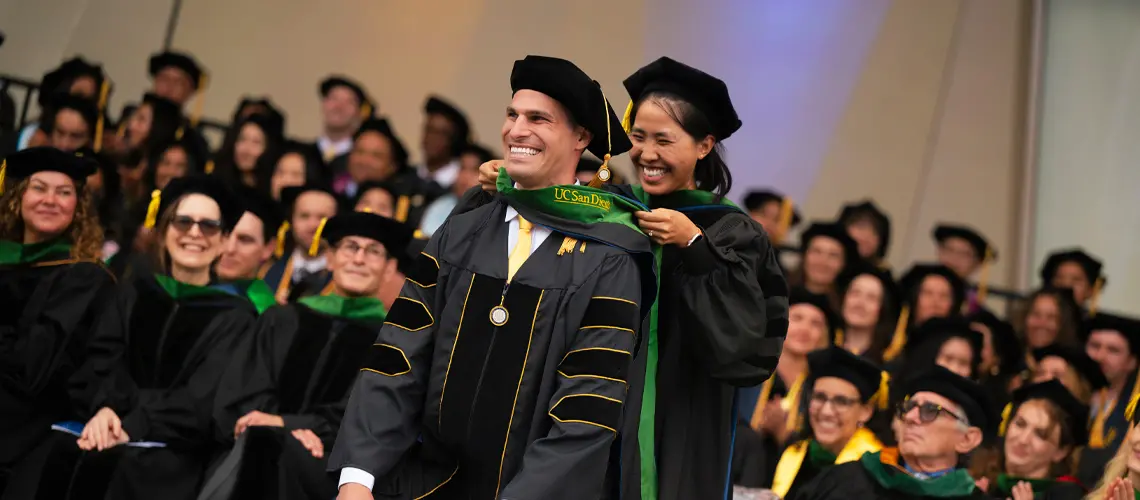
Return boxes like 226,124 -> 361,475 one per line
279,182 -> 340,214
1,147 -> 97,185
800,221 -> 860,268
1040,248 -> 1105,287
281,139 -> 326,176
906,317 -> 984,362
900,263 -> 967,308
46,93 -> 100,130
355,118 -> 409,171
510,55 -> 632,159
808,346 -> 884,402
143,93 -> 184,125
790,286 -> 843,343
424,95 -> 471,143
968,308 -> 1023,375
321,211 -> 414,258
905,365 -> 996,436
1008,379 -> 1089,446
1082,312 -> 1140,356
148,51 -> 205,89
1031,344 -> 1109,390
232,96 -> 285,125
235,185 -> 284,243
152,175 -> 242,231
623,56 -> 743,140
838,200 -> 892,259
237,111 -> 285,144
934,224 -> 995,262
39,57 -> 106,107
743,190 -> 802,227
319,75 -> 372,117
354,181 -> 399,206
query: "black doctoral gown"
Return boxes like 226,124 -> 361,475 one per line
206,295 -> 387,500
984,475 -> 1084,500
0,241 -> 115,493
615,186 -> 788,500
1078,369 -> 1138,487
328,183 -> 657,500
790,450 -> 989,500
32,272 -> 257,500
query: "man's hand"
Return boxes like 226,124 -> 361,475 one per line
291,429 -> 324,458
635,209 -> 702,247
337,482 -> 374,500
478,160 -> 503,192
233,410 -> 285,438
78,407 -> 128,451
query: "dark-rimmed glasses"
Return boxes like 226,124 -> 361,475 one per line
896,398 -> 966,424
171,216 -> 223,237
337,240 -> 388,261
808,392 -> 859,412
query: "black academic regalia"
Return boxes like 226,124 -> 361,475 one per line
39,273 -> 257,500
985,477 -> 1084,500
1077,369 -> 1139,486
618,189 -> 788,500
261,257 -> 332,303
208,301 -> 385,500
0,244 -> 115,494
790,456 -> 988,500
328,196 -> 654,500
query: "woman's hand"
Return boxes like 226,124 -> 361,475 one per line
478,160 -> 504,192
635,209 -> 702,247
1008,480 -> 1033,500
291,429 -> 325,458
233,410 -> 285,438
78,407 -> 128,451
1107,477 -> 1135,500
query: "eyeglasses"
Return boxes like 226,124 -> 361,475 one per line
896,398 -> 966,424
171,215 -> 223,237
808,392 -> 859,412
337,240 -> 388,261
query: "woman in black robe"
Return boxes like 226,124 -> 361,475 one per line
834,260 -> 902,365
969,380 -> 1086,500
31,175 -> 257,500
0,148 -> 115,497
209,113 -> 285,195
968,309 -> 1024,410
785,222 -> 861,312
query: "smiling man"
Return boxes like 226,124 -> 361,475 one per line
216,187 -> 281,283
1077,313 -> 1140,486
328,55 -> 656,500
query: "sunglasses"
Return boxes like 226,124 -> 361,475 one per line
171,215 -> 224,237
896,398 -> 966,425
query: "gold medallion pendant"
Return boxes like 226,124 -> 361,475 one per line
489,305 -> 509,326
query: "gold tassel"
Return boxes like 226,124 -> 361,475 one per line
413,229 -> 425,239
751,377 -> 775,431
1089,277 -> 1105,316
395,195 -> 410,222
308,217 -> 328,257
204,160 -> 215,174
0,159 -> 6,194
190,73 -> 208,127
785,373 -> 806,433
117,119 -> 128,139
93,79 -> 111,153
621,101 -> 633,134
557,236 -> 579,256
998,403 -> 1012,436
579,240 -> 587,253
771,197 -> 794,246
873,372 -> 891,411
588,93 -> 616,188
833,328 -> 845,348
975,247 -> 994,306
274,221 -> 290,258
882,305 -> 910,363
143,189 -> 162,229
360,102 -> 372,120
175,126 -> 184,141
1125,393 -> 1140,423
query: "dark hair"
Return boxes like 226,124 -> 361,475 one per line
630,91 -> 733,196
136,104 -> 183,161
143,141 -> 199,191
1016,287 -> 1081,349
212,117 -> 283,194
905,275 -> 966,329
838,275 -> 902,365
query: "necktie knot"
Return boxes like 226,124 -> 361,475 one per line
518,217 -> 533,233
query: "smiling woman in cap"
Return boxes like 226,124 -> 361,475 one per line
789,221 -> 861,311
0,148 -> 117,491
1039,248 -> 1106,311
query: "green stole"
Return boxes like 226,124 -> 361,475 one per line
0,239 -> 73,265
994,474 -> 1063,496
861,448 -> 979,498
153,274 -> 275,314
297,294 -> 387,321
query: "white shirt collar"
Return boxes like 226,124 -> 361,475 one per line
418,159 -> 461,186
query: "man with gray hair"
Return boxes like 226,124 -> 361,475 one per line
791,366 -> 993,500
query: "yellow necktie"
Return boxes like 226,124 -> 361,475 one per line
507,217 -> 533,282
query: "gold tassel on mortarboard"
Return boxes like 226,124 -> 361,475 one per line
1125,393 -> 1140,423
175,126 -> 184,141
94,79 -> 111,153
144,189 -> 162,229
773,197 -> 794,246
833,328 -> 845,348
588,94 -> 618,189
998,403 -> 1012,436
621,101 -> 633,134
974,247 -> 994,307
873,372 -> 891,411
117,120 -> 128,139
191,73 -> 208,128
0,160 -> 6,194
395,195 -> 410,223
881,305 -> 910,363
274,221 -> 290,258
308,217 -> 328,257
1089,277 -> 1105,317
360,102 -> 372,120
204,160 -> 215,175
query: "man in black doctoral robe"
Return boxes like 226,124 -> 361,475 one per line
329,55 -> 656,500
791,366 -> 993,500
203,211 -> 410,500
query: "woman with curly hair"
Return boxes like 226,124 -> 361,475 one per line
0,147 -> 116,496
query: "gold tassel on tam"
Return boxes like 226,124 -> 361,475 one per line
588,94 -> 617,188
308,218 -> 328,257
1089,277 -> 1105,316
204,160 -> 215,174
975,247 -> 994,307
190,74 -> 208,128
360,102 -> 372,120
881,306 -> 910,363
1125,393 -> 1140,423
621,101 -> 633,134
998,403 -> 1012,436
773,197 -> 794,245
873,372 -> 891,411
395,195 -> 410,222
0,160 -> 6,194
274,221 -> 290,258
833,328 -> 845,348
143,190 -> 162,229
94,79 -> 111,153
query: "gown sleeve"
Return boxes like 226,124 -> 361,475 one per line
69,284 -> 137,418
213,307 -> 291,442
4,262 -> 114,398
327,222 -> 448,477
500,252 -> 643,499
119,308 -> 257,446
677,212 -> 789,386
449,185 -> 497,218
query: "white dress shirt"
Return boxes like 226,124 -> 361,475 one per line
317,136 -> 353,161
417,159 -> 461,187
289,248 -> 328,283
338,204 -> 551,492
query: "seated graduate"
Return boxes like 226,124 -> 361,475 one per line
739,347 -> 884,500
262,182 -> 341,303
967,309 -> 1023,409
1030,343 -> 1108,403
890,263 -> 968,360
835,260 -> 903,364
35,176 -> 259,500
790,365 -> 994,500
1076,313 -> 1140,487
786,221 -> 860,312
1017,287 -> 1083,354
211,186 -> 280,314
329,55 -> 655,500
741,189 -> 801,248
1086,393 -> 1140,500
969,379 -> 1087,500
206,210 -> 408,500
836,200 -> 891,269
932,224 -> 996,315
0,148 -> 115,495
1038,248 -> 1105,313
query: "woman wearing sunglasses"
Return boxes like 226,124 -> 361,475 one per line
27,176 -> 260,500
968,379 -> 1086,500
0,148 -> 117,496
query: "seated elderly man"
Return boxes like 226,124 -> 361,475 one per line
791,366 -> 993,500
